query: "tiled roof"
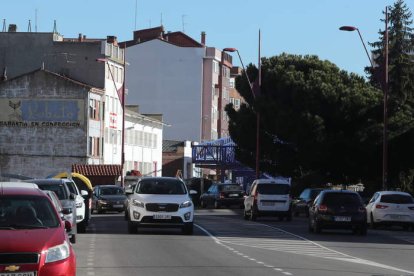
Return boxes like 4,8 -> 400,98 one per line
162,140 -> 184,152
122,26 -> 203,48
72,164 -> 122,176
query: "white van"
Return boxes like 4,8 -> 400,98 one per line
244,178 -> 292,221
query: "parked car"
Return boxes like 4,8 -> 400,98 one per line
292,188 -> 325,217
25,178 -> 78,240
366,191 -> 414,230
53,172 -> 93,233
0,182 -> 76,275
184,177 -> 213,207
125,177 -> 196,234
92,185 -> 127,213
64,179 -> 89,232
42,190 -> 76,243
244,178 -> 292,221
200,183 -> 245,209
308,190 -> 367,235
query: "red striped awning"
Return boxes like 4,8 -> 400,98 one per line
72,164 -> 122,176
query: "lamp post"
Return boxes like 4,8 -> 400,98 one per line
97,56 -> 126,187
339,7 -> 389,190
223,47 -> 260,179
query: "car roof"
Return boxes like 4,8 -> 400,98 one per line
376,191 -> 413,196
0,182 -> 45,196
0,182 -> 39,189
95,185 -> 122,188
321,189 -> 358,195
25,178 -> 67,185
139,177 -> 184,182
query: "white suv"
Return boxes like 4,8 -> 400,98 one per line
244,178 -> 292,221
125,177 -> 195,235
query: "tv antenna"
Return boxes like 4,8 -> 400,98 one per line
182,15 -> 187,33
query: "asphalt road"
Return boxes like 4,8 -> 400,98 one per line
73,209 -> 414,276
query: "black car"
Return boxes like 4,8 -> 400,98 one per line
292,188 -> 324,217
308,190 -> 367,235
92,185 -> 127,213
200,183 -> 245,209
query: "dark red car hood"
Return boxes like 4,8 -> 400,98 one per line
0,226 -> 66,252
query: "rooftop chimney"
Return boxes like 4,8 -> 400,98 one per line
201,31 -> 206,45
78,33 -> 83,42
8,24 -> 17,32
107,36 -> 118,46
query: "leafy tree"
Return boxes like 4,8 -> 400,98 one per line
226,54 -> 383,188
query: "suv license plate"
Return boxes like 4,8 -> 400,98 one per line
334,216 -> 351,222
262,202 -> 275,206
154,214 -> 171,220
0,273 -> 35,276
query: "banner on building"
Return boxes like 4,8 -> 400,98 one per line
0,99 -> 84,127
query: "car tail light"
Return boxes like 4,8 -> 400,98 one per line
376,204 -> 389,209
219,192 -> 225,199
318,204 -> 328,212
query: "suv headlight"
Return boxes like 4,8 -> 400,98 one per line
45,241 -> 70,263
180,201 -> 192,208
98,200 -> 107,205
132,199 -> 144,208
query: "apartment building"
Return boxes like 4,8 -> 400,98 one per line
122,26 -> 233,142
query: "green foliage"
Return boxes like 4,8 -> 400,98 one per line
368,0 -> 414,106
366,0 -> 414,189
226,54 -> 383,187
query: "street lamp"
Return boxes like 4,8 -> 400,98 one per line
339,7 -> 389,190
96,56 -> 126,187
223,47 -> 260,179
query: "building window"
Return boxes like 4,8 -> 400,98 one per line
230,78 -> 235,88
88,137 -> 100,156
213,60 -> 219,73
89,99 -> 100,120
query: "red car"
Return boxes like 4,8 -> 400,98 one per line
0,182 -> 76,276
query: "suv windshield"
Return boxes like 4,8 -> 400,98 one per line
136,179 -> 186,195
380,194 -> 413,204
0,196 -> 60,228
257,184 -> 290,195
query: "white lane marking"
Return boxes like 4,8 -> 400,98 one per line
196,224 -> 294,275
195,222 -> 414,275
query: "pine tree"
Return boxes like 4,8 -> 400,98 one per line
367,0 -> 414,106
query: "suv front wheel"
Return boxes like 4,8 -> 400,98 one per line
128,221 -> 138,234
182,222 -> 193,235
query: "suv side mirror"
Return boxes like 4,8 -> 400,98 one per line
189,190 -> 198,195
81,190 -> 88,197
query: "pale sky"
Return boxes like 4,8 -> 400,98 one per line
2,0 -> 413,77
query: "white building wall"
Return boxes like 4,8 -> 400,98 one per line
124,118 -> 163,177
126,40 -> 205,141
102,61 -> 124,165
